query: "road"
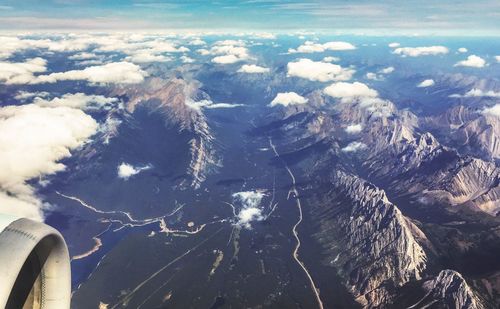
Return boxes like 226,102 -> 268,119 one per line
269,138 -> 325,309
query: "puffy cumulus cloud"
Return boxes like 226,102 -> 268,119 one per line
1,59 -> 146,85
287,58 -> 354,82
0,35 -> 89,59
0,34 -> 190,61
365,67 -> 394,81
324,82 -> 378,103
393,46 -> 449,57
125,52 -> 172,63
454,55 -> 486,68
482,104 -> 500,117
188,38 -> 206,46
365,72 -> 380,81
388,42 -> 400,48
323,56 -> 340,62
341,141 -> 367,153
212,54 -> 242,64
36,62 -> 147,85
417,79 -> 435,88
450,88 -> 500,98
0,57 -> 47,84
34,93 -> 119,111
237,64 -> 270,74
496,56 -> 500,63
213,39 -> 246,46
379,66 -> 395,74
180,55 -> 195,63
0,104 -> 98,221
288,41 -> 356,53
269,92 -> 308,107
345,124 -> 363,134
117,162 -> 152,180
458,47 -> 468,53
324,82 -> 393,117
14,91 -> 49,101
252,32 -> 276,40
68,52 -> 98,60
209,43 -> 251,64
232,191 -> 266,229
185,99 -> 243,111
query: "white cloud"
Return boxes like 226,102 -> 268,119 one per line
323,56 -> 340,62
69,52 -> 98,60
0,104 -> 98,221
345,124 -> 363,134
393,46 -> 449,57
388,42 -> 400,48
482,104 -> 500,117
458,47 -> 468,53
324,82 -> 393,117
188,38 -> 206,46
379,66 -> 394,74
288,41 -> 355,53
205,103 -> 244,109
232,191 -> 265,229
450,88 -> 500,98
341,141 -> 367,153
454,55 -> 486,68
496,56 -> 500,63
125,52 -> 172,63
212,54 -> 243,64
213,40 -> 246,46
117,162 -> 152,180
197,48 -> 211,56
287,58 -> 354,82
253,32 -> 276,40
324,82 -> 378,103
0,57 -> 47,84
14,91 -> 50,101
237,64 -> 270,73
180,55 -> 195,63
365,72 -> 380,80
185,99 -> 243,111
36,62 -> 147,85
208,41 -> 251,64
34,93 -> 119,111
269,92 -> 308,107
417,79 -> 435,88
1,59 -> 146,85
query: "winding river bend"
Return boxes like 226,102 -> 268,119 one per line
269,138 -> 325,309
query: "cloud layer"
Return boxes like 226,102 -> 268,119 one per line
0,104 -> 97,221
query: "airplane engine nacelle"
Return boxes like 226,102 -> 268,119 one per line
0,215 -> 71,309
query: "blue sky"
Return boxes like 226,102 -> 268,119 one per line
0,0 -> 499,35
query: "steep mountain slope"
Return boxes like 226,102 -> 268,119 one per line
111,77 -> 219,188
408,269 -> 486,309
310,171 -> 428,308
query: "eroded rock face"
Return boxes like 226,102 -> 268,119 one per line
418,270 -> 485,309
111,77 -> 219,188
424,105 -> 500,160
363,131 -> 500,216
311,171 -> 427,308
